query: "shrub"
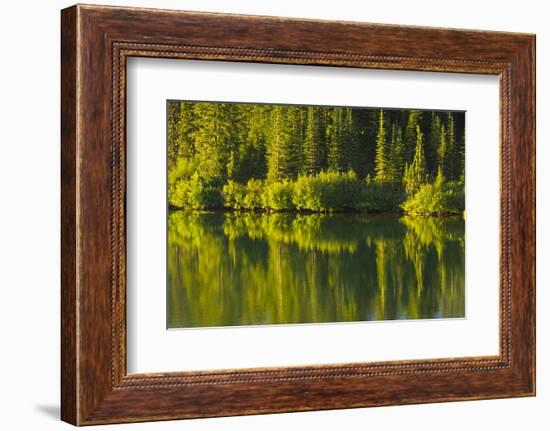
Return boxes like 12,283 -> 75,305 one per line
243,179 -> 264,210
360,179 -> 405,212
170,172 -> 223,210
169,180 -> 189,208
293,170 -> 363,212
167,158 -> 196,188
401,175 -> 463,216
401,183 -> 447,215
222,180 -> 246,210
444,181 -> 465,213
293,174 -> 320,211
263,181 -> 295,211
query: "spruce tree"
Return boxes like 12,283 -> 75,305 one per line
403,125 -> 428,196
344,108 -> 361,174
374,109 -> 391,183
303,107 -> 323,174
391,126 -> 405,180
327,108 -> 345,172
427,113 -> 442,176
434,165 -> 445,191
437,124 -> 447,178
446,112 -> 457,180
167,101 -> 181,170
404,110 -> 423,164
192,102 -> 235,183
267,106 -> 300,180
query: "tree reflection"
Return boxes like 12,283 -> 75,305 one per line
168,211 -> 465,328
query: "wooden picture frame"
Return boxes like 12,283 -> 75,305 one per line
61,4 -> 535,425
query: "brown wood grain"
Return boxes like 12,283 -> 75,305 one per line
61,4 -> 536,425
60,5 -> 78,425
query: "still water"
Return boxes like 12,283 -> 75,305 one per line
167,211 -> 465,328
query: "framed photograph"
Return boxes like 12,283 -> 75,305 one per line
61,4 -> 535,425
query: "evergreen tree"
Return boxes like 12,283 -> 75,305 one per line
167,102 -> 181,170
175,102 -> 198,163
391,125 -> 405,180
267,106 -> 300,180
458,132 -> 465,182
446,112 -> 457,180
242,105 -> 270,180
327,108 -> 346,171
434,165 -> 445,190
404,110 -> 424,164
192,102 -> 241,184
344,109 -> 361,174
403,125 -> 428,196
426,113 -> 442,176
374,109 -> 391,183
303,107 -> 323,174
167,100 -> 466,213
437,124 -> 448,177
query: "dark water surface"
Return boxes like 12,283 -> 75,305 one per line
167,212 -> 465,328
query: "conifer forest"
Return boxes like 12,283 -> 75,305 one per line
167,101 -> 465,215
167,101 -> 466,328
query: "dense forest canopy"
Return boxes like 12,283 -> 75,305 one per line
167,101 -> 465,215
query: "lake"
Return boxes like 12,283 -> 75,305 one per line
167,211 -> 465,328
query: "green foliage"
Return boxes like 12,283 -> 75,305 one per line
170,173 -> 223,210
192,103 -> 237,182
404,109 -> 423,161
327,108 -> 347,172
374,109 -> 392,183
403,125 -> 428,196
437,124 -> 448,177
391,125 -> 405,180
167,102 -> 181,170
293,170 -> 363,212
303,106 -> 324,174
263,181 -> 295,211
401,183 -> 447,215
167,101 -> 465,214
243,179 -> 264,210
360,178 -> 405,212
168,157 -> 196,189
222,180 -> 246,210
168,211 -> 465,327
401,168 -> 463,216
267,106 -> 301,180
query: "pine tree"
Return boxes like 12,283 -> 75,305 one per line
374,109 -> 391,183
303,107 -> 323,174
437,124 -> 447,178
243,105 -> 270,180
446,112 -> 457,180
327,108 -> 346,171
458,132 -> 465,182
391,125 -> 405,180
267,106 -> 300,180
404,110 -> 424,164
344,108 -> 361,174
434,165 -> 445,191
167,102 -> 181,170
192,102 -> 236,183
426,113 -> 442,176
403,125 -> 428,196
175,101 -> 198,162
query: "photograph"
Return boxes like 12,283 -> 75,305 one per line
167,101 -> 466,328
45,1 -> 536,426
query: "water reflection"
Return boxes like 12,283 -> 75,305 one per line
167,212 -> 465,328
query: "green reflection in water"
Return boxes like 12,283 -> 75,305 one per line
167,212 -> 465,328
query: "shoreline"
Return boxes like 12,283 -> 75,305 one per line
168,207 -> 464,219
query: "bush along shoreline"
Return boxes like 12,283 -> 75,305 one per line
168,169 -> 464,216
